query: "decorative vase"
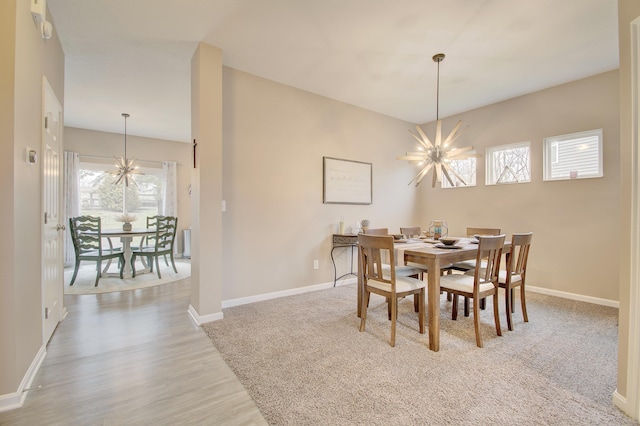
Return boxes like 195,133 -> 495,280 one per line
123,222 -> 132,231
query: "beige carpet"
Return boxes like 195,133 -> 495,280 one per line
203,284 -> 638,426
64,259 -> 191,295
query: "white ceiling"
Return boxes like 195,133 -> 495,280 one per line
47,0 -> 619,143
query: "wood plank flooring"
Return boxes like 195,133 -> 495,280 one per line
0,278 -> 267,426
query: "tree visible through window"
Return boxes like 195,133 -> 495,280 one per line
441,157 -> 476,188
79,161 -> 163,230
486,142 -> 531,185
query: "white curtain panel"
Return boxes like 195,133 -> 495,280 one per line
162,161 -> 178,255
64,151 -> 81,265
162,161 -> 177,216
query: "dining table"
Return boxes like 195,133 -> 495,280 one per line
356,237 -> 510,352
97,228 -> 156,278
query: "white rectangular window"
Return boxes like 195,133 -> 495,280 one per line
486,142 -> 531,185
442,157 -> 476,188
78,159 -> 164,231
543,129 -> 603,181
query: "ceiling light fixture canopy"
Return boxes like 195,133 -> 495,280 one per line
397,53 -> 474,187
109,113 -> 143,187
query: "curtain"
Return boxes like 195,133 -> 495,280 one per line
64,151 -> 81,265
162,161 -> 177,216
162,161 -> 178,255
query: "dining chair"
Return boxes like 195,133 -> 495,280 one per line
68,215 -> 125,287
451,227 -> 502,272
358,234 -> 426,347
450,227 -> 502,313
131,216 -> 178,279
401,226 -> 455,300
363,227 -> 388,236
363,228 -> 423,276
142,215 -> 173,266
400,226 -> 422,238
364,227 -> 425,313
439,234 -> 505,348
499,232 -> 533,331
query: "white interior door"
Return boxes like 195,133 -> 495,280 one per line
42,77 -> 63,344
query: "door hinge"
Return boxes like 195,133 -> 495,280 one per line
44,307 -> 49,319
44,212 -> 48,224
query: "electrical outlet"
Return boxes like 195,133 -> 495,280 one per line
313,260 -> 319,270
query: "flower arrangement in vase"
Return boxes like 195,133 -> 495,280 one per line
115,213 -> 137,231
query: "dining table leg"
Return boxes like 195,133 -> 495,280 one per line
120,236 -> 133,278
426,257 -> 441,351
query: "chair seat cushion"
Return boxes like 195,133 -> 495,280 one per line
381,264 -> 423,277
466,269 -> 522,285
439,273 -> 494,294
499,270 -> 522,285
133,246 -> 170,254
451,259 -> 488,271
368,275 -> 425,293
81,248 -> 123,258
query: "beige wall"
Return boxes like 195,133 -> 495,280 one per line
0,0 -> 65,396
415,71 -> 620,302
190,43 -> 223,318
63,127 -> 192,254
0,0 -> 18,396
617,0 -> 640,406
221,67 -> 420,301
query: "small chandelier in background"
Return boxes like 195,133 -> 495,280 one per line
109,112 -> 143,187
397,53 -> 474,187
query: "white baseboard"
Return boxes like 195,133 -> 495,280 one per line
527,285 -> 619,308
613,389 -> 627,413
0,345 -> 47,413
221,277 -> 356,310
188,304 -> 223,326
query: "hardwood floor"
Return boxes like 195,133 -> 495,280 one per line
0,278 -> 267,425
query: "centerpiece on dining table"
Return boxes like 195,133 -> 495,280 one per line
115,213 -> 137,231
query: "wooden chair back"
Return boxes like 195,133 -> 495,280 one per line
358,233 -> 396,289
357,233 -> 426,346
507,232 -> 533,276
472,234 -> 506,291
400,227 -> 421,238
364,228 -> 389,236
466,227 -> 501,237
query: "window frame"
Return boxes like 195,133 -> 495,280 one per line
441,155 -> 477,189
485,141 -> 531,186
543,129 -> 603,181
77,158 -> 164,230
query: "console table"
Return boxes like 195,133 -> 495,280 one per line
330,234 -> 358,287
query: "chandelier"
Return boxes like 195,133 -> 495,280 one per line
397,53 -> 474,187
109,113 -> 143,186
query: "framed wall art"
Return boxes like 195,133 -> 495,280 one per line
323,157 -> 372,204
